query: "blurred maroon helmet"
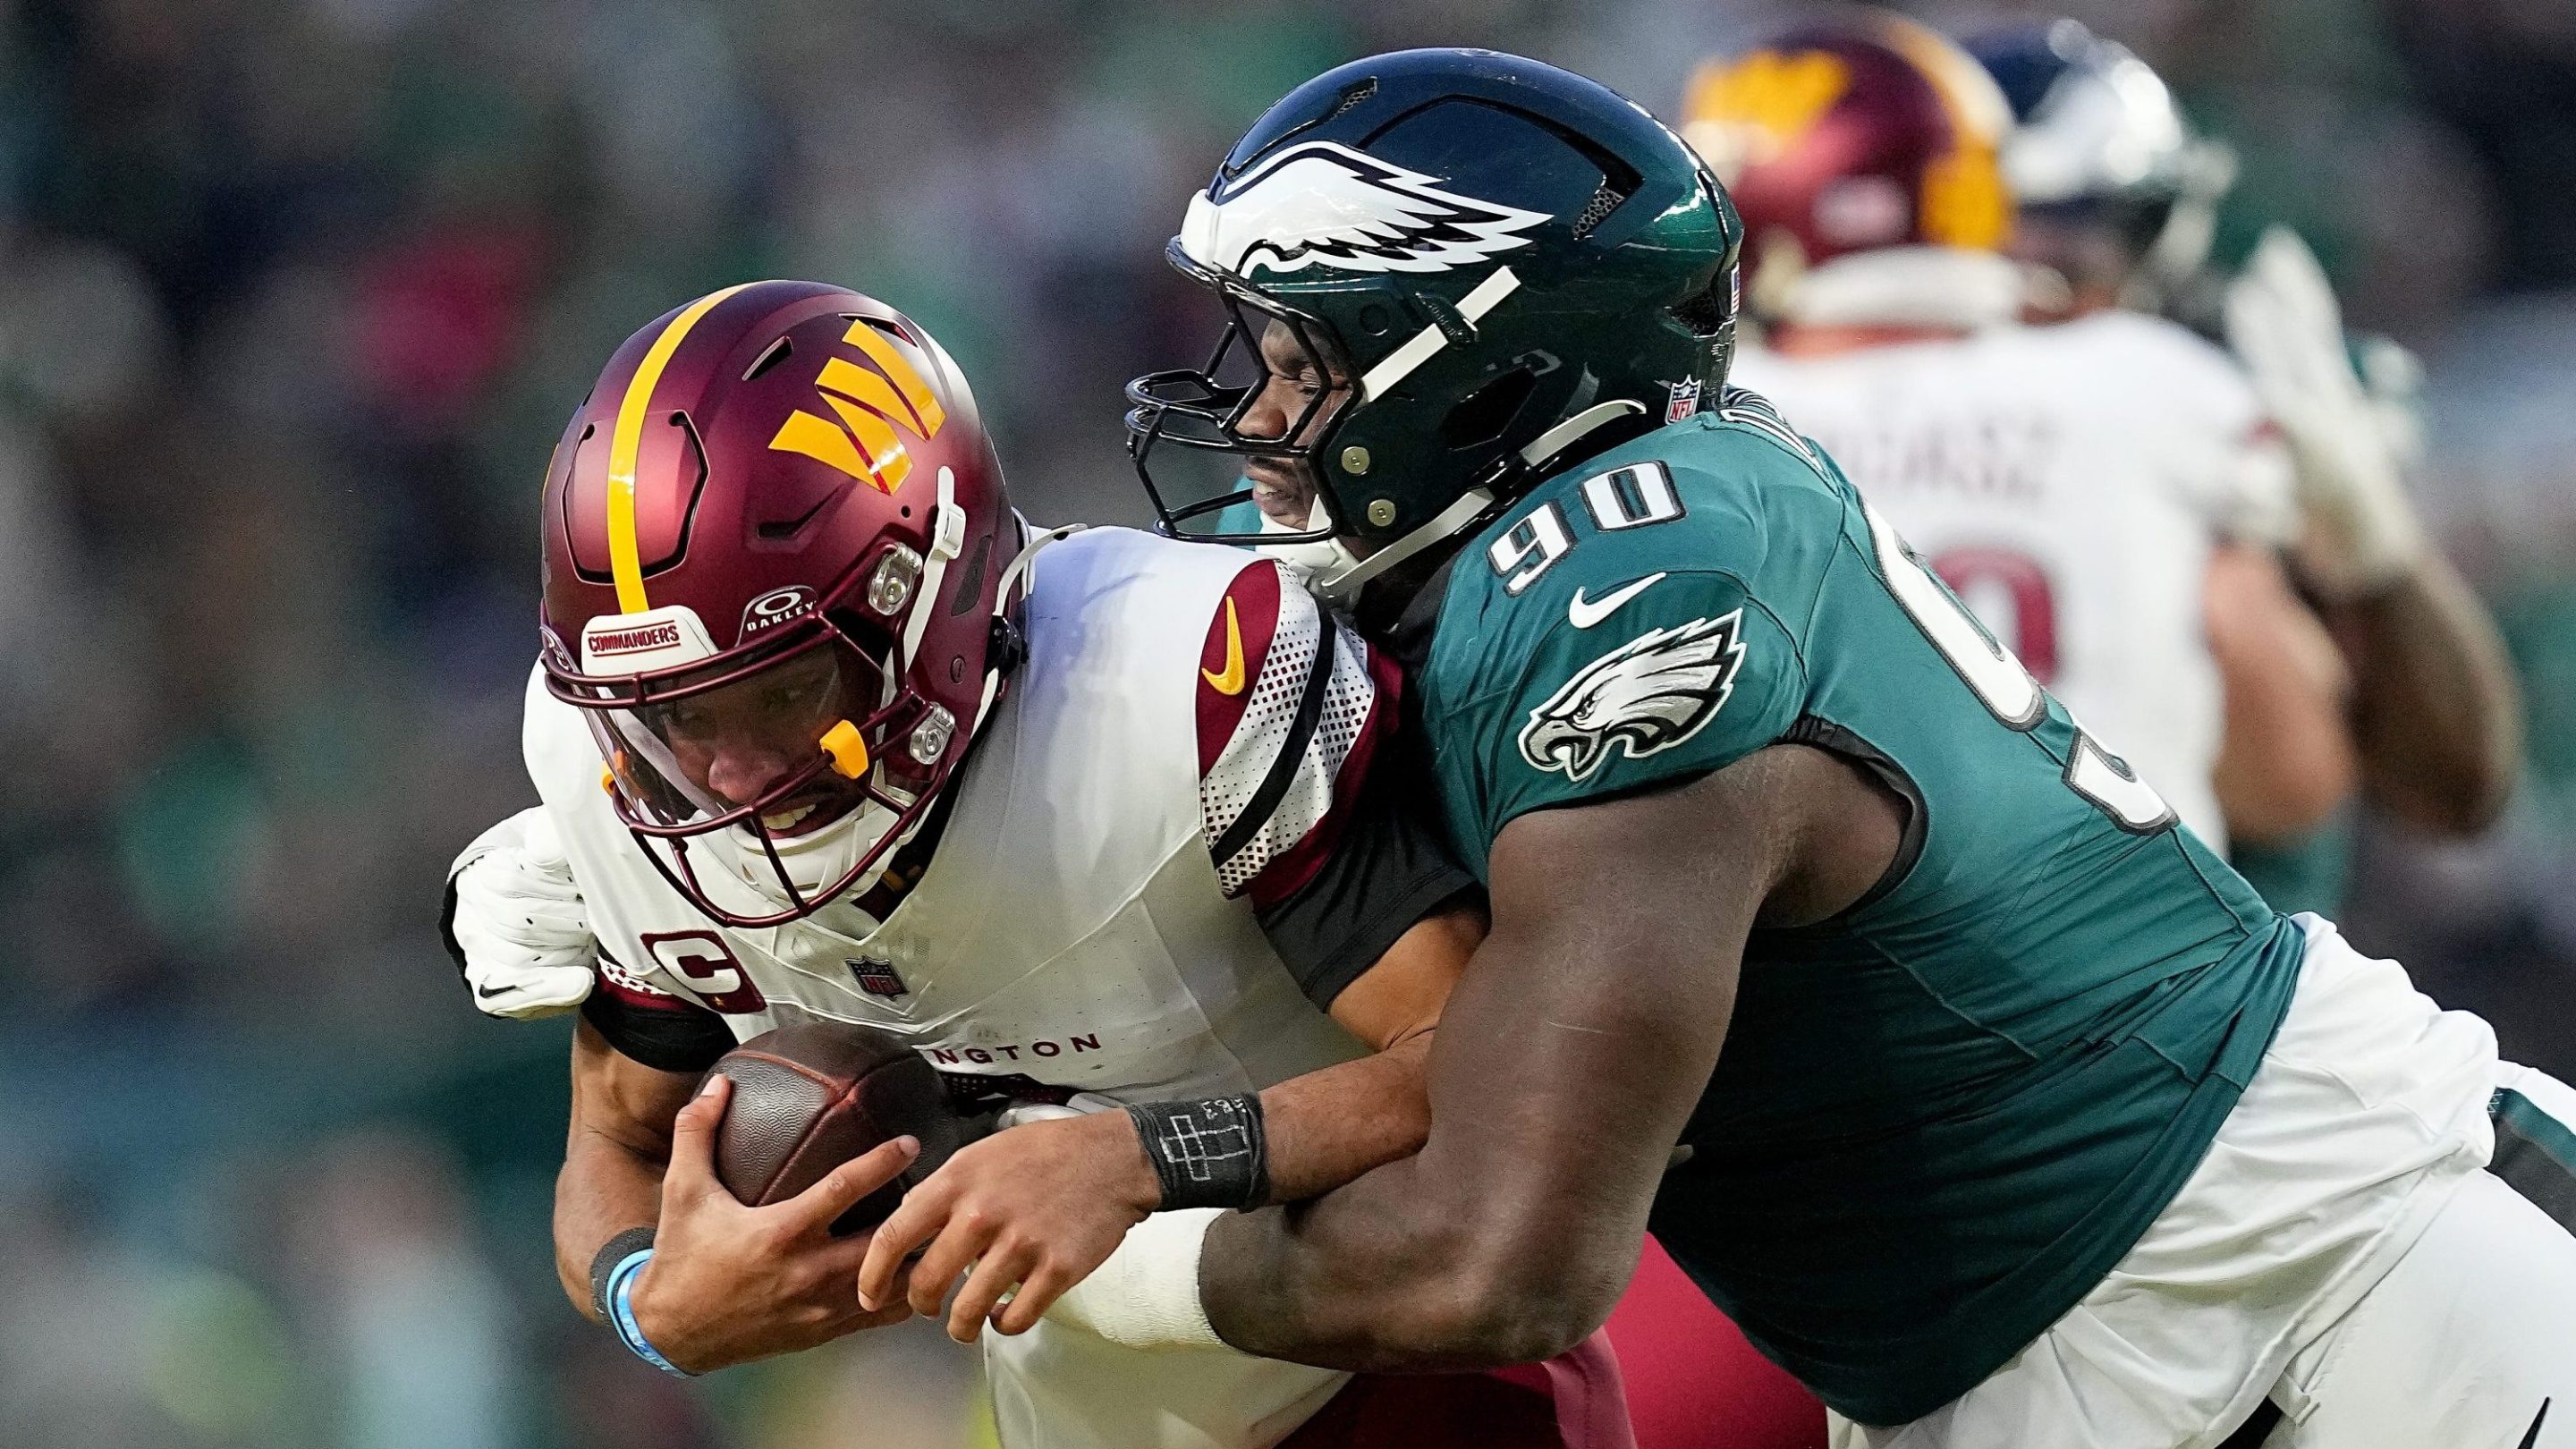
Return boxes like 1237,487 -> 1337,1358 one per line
538,280 -> 1022,927
1681,11 -> 2014,313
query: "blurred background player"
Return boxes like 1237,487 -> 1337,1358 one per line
1968,18 -> 2523,912
1696,10 -> 2355,860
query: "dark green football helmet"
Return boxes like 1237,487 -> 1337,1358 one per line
1127,47 -> 1742,587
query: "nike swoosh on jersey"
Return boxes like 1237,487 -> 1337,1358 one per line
473,981 -> 517,1001
1569,572 -> 1668,629
1202,597 -> 1248,693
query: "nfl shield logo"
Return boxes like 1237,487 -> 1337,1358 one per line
849,956 -> 908,998
1665,379 -> 1703,425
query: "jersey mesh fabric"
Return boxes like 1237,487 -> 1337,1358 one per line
1199,575 -> 1325,895
1216,619 -> 1380,898
1416,408 -> 2306,1425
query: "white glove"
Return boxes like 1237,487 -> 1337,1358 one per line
2224,226 -> 2428,597
444,806 -> 597,1020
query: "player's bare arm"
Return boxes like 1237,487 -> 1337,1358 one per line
553,1021 -> 919,1372
860,900 -> 1480,1341
1200,744 -> 1904,1370
2226,227 -> 2524,836
1265,899 -> 1478,1197
2206,541 -> 2359,843
551,1019 -> 694,1315
2322,553 -> 2522,835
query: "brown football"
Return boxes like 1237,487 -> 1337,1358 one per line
709,1021 -> 973,1233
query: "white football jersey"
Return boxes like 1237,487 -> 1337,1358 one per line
1731,312 -> 2295,852
524,526 -> 1402,1449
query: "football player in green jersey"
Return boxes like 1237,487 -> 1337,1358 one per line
1086,47 -> 2576,1449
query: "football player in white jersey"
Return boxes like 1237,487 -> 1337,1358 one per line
1691,13 -> 2354,857
1970,19 -> 2521,894
439,280 -> 1646,1449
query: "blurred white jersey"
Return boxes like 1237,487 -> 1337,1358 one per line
1732,312 -> 2294,852
524,526 -> 1396,1449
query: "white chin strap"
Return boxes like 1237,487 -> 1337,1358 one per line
1764,247 -> 2026,332
1254,496 -> 1363,578
1301,400 -> 1647,610
976,517 -> 1082,733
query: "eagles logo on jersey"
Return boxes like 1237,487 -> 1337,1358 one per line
1520,612 -> 1745,781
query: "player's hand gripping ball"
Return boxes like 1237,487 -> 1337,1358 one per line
710,1021 -> 979,1232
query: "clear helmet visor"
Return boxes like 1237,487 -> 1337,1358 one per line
580,630 -> 922,920
596,641 -> 871,825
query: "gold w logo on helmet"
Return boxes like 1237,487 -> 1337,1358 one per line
767,318 -> 948,493
1682,50 -> 1850,182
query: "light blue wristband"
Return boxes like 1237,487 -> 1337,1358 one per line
606,1249 -> 694,1377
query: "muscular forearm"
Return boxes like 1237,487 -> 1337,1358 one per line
1192,758 -> 1815,1374
2324,554 -> 2521,835
553,1127 -> 670,1319
553,1021 -> 692,1319
1032,1030 -> 1434,1214
1203,1148 -> 1608,1372
1182,1035 -> 1444,1354
1200,983 -> 1678,1373
2207,543 -> 2357,844
855,1023 -> 1443,1341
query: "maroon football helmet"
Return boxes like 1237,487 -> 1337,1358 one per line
539,280 -> 1021,927
1681,12 -> 2014,300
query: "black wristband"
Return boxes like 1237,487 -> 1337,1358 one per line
589,1226 -> 657,1322
1125,1096 -> 1270,1211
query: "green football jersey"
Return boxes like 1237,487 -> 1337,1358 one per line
2230,814 -> 2356,918
1415,394 -> 2307,1425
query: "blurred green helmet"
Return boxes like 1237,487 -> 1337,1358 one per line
1127,48 -> 1741,592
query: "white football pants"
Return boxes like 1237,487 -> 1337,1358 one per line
2250,1136 -> 2576,1447
1833,917 -> 2576,1449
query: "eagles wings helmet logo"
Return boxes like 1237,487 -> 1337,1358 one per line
1520,612 -> 1746,781
1179,140 -> 1554,276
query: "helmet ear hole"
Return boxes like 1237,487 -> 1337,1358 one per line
1672,275 -> 1734,338
1439,367 -> 1539,452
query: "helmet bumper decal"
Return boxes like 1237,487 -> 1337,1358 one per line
580,605 -> 719,675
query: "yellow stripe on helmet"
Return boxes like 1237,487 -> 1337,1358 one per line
606,284 -> 753,614
1871,13 -> 2015,251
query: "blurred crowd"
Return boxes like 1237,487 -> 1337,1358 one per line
4,0 -> 2574,1445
